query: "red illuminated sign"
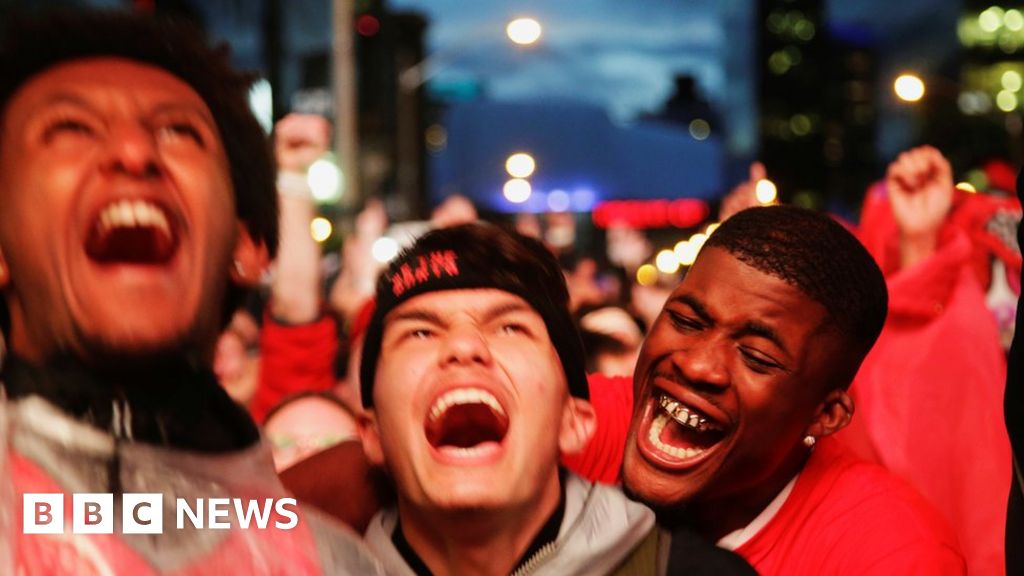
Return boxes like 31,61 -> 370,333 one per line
592,199 -> 710,229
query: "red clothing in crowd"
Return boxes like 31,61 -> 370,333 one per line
571,378 -> 965,573
249,312 -> 339,424
733,437 -> 964,575
561,374 -> 633,484
838,184 -> 1015,576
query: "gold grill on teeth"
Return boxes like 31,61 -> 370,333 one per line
658,394 -> 721,433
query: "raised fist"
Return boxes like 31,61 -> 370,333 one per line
274,113 -> 332,173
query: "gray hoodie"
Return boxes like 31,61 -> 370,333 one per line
364,472 -> 656,576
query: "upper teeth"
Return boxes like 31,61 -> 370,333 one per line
98,199 -> 170,236
659,395 -> 721,433
429,388 -> 505,423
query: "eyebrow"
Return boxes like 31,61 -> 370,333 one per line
674,294 -> 714,324
738,321 -> 790,357
149,102 -> 218,129
673,294 -> 791,357
386,299 -> 537,327
37,92 -> 94,112
37,93 -> 216,128
387,309 -> 444,326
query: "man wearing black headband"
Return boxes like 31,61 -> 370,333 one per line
357,222 -> 752,575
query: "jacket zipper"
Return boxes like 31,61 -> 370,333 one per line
510,483 -> 597,576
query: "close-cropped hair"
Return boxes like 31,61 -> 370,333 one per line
703,205 -> 888,361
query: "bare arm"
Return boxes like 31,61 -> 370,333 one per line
270,114 -> 332,323
885,145 -> 954,270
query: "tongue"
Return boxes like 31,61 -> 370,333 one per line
85,226 -> 176,264
426,403 -> 508,449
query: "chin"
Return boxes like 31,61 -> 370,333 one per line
623,457 -> 696,508
81,322 -> 197,362
427,488 -> 507,512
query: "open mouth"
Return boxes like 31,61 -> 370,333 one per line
424,388 -> 509,457
84,199 -> 178,265
645,392 -> 727,462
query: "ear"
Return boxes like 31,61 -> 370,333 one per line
805,388 -> 854,439
558,397 -> 598,455
0,245 -> 9,289
229,222 -> 270,288
358,410 -> 386,467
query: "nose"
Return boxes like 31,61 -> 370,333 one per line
672,337 -> 729,390
101,122 -> 161,179
439,323 -> 493,368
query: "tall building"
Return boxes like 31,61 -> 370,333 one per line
757,0 -> 827,206
758,0 -> 879,213
943,2 -> 1024,174
822,25 -> 878,211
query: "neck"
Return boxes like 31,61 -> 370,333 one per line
690,448 -> 808,542
397,474 -> 562,576
1,353 -> 258,452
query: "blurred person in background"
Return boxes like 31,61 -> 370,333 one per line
577,304 -> 645,377
263,391 -> 360,471
836,146 -> 1013,576
213,304 -> 262,406
1006,164 -> 1024,574
0,9 -> 379,574
245,113 -> 348,424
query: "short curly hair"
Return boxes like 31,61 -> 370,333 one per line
0,9 -> 279,337
703,206 -> 888,368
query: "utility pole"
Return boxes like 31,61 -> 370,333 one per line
333,0 -> 360,212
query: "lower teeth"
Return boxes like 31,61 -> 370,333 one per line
648,412 -> 704,460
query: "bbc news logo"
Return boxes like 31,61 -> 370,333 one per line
23,493 -> 299,534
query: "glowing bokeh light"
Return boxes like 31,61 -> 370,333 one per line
689,119 -> 711,140
636,264 -> 658,286
506,18 -> 542,45
503,178 -> 532,203
371,237 -> 400,263
547,189 -> 571,212
655,249 -> 680,274
997,89 -> 1019,111
307,158 -> 343,202
755,179 -> 778,204
505,152 -> 536,178
310,217 -> 332,243
894,74 -> 926,102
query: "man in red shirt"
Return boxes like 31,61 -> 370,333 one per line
620,206 -> 965,574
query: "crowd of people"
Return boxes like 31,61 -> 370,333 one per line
0,7 -> 1021,576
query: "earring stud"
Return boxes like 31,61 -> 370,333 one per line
803,435 -> 816,448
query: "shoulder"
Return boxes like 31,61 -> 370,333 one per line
769,439 -> 966,573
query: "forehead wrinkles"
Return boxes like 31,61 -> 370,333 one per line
386,290 -> 539,327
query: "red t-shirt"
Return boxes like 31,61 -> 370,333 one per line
249,312 -> 339,424
561,374 -> 633,484
734,437 -> 965,575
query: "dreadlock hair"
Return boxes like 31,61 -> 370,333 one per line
702,206 -> 888,385
0,9 -> 278,336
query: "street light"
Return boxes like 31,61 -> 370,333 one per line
399,17 -> 544,91
506,17 -> 542,46
894,73 -> 926,102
